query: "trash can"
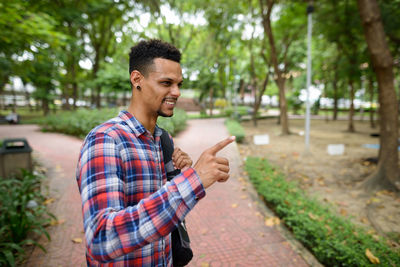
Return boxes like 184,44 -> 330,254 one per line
0,138 -> 33,178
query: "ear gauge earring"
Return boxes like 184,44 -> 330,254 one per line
136,85 -> 141,90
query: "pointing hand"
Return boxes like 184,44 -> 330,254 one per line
193,136 -> 236,189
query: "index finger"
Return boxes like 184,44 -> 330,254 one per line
208,136 -> 236,155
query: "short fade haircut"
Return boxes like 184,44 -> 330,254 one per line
129,39 -> 181,76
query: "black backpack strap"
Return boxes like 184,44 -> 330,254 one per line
160,129 -> 193,266
160,128 -> 181,181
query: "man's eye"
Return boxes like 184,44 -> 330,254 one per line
162,81 -> 171,86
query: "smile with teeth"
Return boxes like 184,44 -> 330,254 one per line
164,98 -> 176,105
163,98 -> 177,106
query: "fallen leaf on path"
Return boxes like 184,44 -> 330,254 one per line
378,190 -> 394,197
308,212 -> 318,221
365,249 -> 380,264
200,263 -> 210,267
362,161 -> 371,166
367,229 -> 376,235
50,219 -> 65,226
240,195 -> 248,199
231,203 -> 238,208
367,197 -> 381,204
360,217 -> 369,224
55,164 -> 62,171
325,225 -> 332,235
72,238 -> 82,243
340,209 -> 348,216
350,192 -> 358,198
201,229 -> 208,235
43,198 -> 55,205
335,201 -> 348,207
265,217 -> 280,227
255,212 -> 263,217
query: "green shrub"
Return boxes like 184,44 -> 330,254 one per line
157,108 -> 188,136
225,105 -> 251,117
0,170 -> 54,266
225,119 -> 245,143
39,108 -> 188,138
245,157 -> 400,266
39,108 -> 119,138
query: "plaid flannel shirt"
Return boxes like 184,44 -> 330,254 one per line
76,110 -> 206,266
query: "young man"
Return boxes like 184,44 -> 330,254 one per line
76,39 -> 235,266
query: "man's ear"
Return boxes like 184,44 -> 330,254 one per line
130,70 -> 143,88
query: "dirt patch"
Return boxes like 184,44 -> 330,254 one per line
238,118 -> 400,247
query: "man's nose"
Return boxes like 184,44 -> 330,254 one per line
171,85 -> 181,98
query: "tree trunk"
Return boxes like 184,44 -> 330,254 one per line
253,73 -> 270,127
42,98 -> 49,116
123,90 -> 129,107
357,0 -> 400,191
333,85 -> 338,120
62,87 -> 71,110
239,79 -> 245,105
208,87 -> 214,116
11,86 -> 17,108
72,82 -> 78,110
260,0 -> 290,135
21,80 -> 32,111
368,76 -> 376,128
347,80 -> 355,132
332,64 -> 339,120
277,78 -> 290,134
93,45 -> 101,108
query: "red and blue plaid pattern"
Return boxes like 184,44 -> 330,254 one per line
76,111 -> 205,266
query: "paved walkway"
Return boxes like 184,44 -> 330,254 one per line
0,119 -> 317,266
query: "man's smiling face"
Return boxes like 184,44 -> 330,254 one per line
140,58 -> 183,118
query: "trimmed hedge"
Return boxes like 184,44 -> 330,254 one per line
39,108 -> 188,138
225,119 -> 245,143
245,157 -> 400,266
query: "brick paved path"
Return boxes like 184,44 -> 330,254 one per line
0,120 -> 317,266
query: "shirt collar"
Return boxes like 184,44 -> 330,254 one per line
119,110 -> 162,138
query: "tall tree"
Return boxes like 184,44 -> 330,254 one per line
0,0 -> 61,109
81,0 -> 159,108
357,0 -> 399,191
258,0 -> 306,134
259,0 -> 289,134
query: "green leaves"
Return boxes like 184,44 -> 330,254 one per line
245,157 -> 400,266
0,169 -> 54,266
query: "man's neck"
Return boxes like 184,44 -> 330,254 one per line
127,104 -> 157,135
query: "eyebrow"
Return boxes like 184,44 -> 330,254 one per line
160,77 -> 184,84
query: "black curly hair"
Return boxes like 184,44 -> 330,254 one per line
129,39 -> 181,76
